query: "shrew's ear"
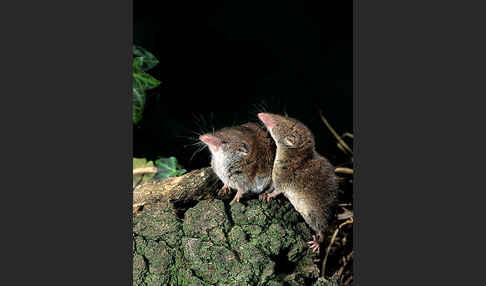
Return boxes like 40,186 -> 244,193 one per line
241,122 -> 261,132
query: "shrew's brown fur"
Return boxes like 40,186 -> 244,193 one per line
258,113 -> 338,252
200,122 -> 275,202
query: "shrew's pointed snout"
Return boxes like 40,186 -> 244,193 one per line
257,113 -> 277,128
199,134 -> 222,150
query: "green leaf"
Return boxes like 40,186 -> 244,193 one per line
133,158 -> 156,187
134,71 -> 161,91
133,157 -> 154,169
132,81 -> 145,124
154,157 -> 187,180
133,45 -> 159,72
132,45 -> 161,125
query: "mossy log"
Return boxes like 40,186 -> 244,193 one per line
132,168 -> 345,285
133,198 -> 330,286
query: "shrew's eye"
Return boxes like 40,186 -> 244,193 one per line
284,135 -> 297,147
238,144 -> 249,155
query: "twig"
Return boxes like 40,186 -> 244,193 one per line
338,203 -> 352,207
319,110 -> 353,155
337,250 -> 353,277
336,143 -> 349,155
342,133 -> 354,139
335,167 -> 353,175
322,217 -> 354,276
133,167 -> 158,175
337,209 -> 353,220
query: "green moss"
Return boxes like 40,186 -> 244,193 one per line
173,268 -> 209,286
228,226 -> 248,249
133,198 -> 326,286
133,254 -> 147,285
133,201 -> 183,248
312,274 -> 343,286
236,242 -> 274,282
242,225 -> 263,239
265,280 -> 284,286
135,235 -> 148,254
183,200 -> 231,245
145,241 -> 173,277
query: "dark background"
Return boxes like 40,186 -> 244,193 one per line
133,0 -> 353,170
5,1 -> 486,285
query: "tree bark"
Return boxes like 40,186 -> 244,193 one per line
133,167 -> 223,214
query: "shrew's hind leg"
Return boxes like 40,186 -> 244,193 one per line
259,189 -> 282,202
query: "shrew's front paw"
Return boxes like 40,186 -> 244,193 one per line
307,235 -> 321,254
230,189 -> 244,205
258,193 -> 267,201
218,184 -> 232,196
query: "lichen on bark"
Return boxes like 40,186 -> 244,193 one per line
133,197 -> 335,285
